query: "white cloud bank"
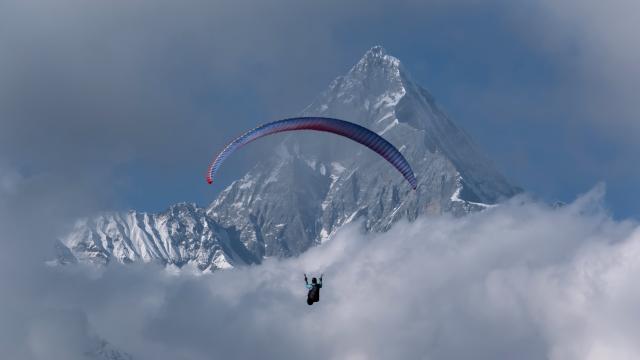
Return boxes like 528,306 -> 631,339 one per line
4,185 -> 639,360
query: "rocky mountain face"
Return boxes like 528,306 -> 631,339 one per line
58,46 -> 520,267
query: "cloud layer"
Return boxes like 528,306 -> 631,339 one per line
3,186 -> 639,359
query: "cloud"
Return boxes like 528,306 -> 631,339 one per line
529,0 -> 640,139
0,0 -> 347,210
0,0 -> 441,210
2,186 -> 639,359
27,309 -> 97,360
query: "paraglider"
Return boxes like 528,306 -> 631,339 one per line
305,273 -> 323,305
206,117 -> 417,189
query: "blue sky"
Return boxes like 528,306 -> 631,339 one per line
1,0 -> 638,218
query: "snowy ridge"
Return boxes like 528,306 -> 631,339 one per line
450,173 -> 497,209
59,203 -> 258,270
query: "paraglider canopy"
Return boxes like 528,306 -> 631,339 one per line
206,117 -> 417,190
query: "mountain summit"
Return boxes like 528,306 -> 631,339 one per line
59,46 -> 520,267
209,46 -> 520,258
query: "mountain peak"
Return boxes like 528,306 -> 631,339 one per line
364,45 -> 387,58
303,45 -> 407,124
351,45 -> 402,76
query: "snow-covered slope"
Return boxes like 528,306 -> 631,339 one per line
60,203 -> 258,270
208,45 -> 520,258
59,46 -> 520,266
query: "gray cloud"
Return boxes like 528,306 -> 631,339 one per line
526,0 -> 640,141
0,0 -> 401,210
519,0 -> 640,213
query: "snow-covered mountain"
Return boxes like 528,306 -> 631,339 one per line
60,203 -> 258,271
208,46 -> 520,258
58,46 -> 520,266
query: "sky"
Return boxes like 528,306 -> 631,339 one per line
1,0 -> 640,358
1,0 -> 638,217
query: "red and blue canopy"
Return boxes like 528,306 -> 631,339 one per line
206,117 -> 417,190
